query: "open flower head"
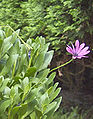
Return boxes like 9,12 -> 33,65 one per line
66,40 -> 90,59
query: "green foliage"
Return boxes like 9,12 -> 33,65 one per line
0,0 -> 93,52
51,107 -> 84,119
0,28 -> 62,119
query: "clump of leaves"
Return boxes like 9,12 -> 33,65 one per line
0,28 -> 62,119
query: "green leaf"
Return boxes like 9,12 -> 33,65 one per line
30,111 -> 36,119
22,83 -> 31,101
40,92 -> 49,106
49,88 -> 61,103
47,72 -> 56,85
18,103 -> 28,118
47,82 -> 59,97
26,87 -> 40,103
0,99 -> 11,112
22,99 -> 38,118
1,42 -> 13,58
0,30 -> 5,40
10,87 -> 16,99
34,105 -> 43,119
54,97 -> 62,112
42,51 -> 54,69
10,106 -> 21,119
3,87 -> 10,97
39,36 -> 45,45
8,39 -> 20,55
44,102 -> 57,115
0,54 -> 19,75
34,52 -> 45,71
22,77 -> 29,89
0,29 -> 20,58
25,67 -> 37,77
37,69 -> 49,79
0,78 -> 10,92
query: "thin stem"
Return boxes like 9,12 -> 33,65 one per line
49,58 -> 73,73
7,25 -> 32,50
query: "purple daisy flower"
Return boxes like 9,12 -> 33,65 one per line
66,40 -> 90,59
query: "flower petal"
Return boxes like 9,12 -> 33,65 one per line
78,46 -> 90,56
77,55 -> 88,59
77,43 -> 85,54
66,46 -> 74,55
77,56 -> 82,59
78,50 -> 90,57
71,42 -> 75,53
75,40 -> 80,52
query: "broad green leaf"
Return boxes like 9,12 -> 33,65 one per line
3,87 -> 10,97
0,54 -> 19,75
34,52 -> 45,71
30,111 -> 36,119
37,69 -> 49,79
10,106 -> 21,119
54,97 -> 62,112
0,29 -> 20,58
38,36 -> 45,45
22,77 -> 29,89
40,43 -> 50,53
40,92 -> 49,106
25,66 -> 37,77
26,38 -> 32,46
47,72 -> 56,85
10,87 -> 16,99
0,78 -> 10,92
42,51 -> 54,69
8,39 -> 20,55
18,103 -> 28,118
22,99 -> 38,118
45,97 -> 62,119
22,84 -> 31,101
34,105 -> 42,119
25,87 -> 40,103
0,30 -> 5,40
49,88 -> 61,103
0,42 -> 13,58
11,29 -> 20,44
0,99 -> 11,112
17,54 -> 28,74
47,82 -> 59,98
30,77 -> 40,84
44,102 -> 57,115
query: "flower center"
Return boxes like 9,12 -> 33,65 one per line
74,53 -> 78,57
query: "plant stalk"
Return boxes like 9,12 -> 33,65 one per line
49,58 -> 73,73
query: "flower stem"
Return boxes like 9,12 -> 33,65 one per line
49,58 -> 73,73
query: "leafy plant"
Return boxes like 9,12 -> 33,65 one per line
0,28 -> 62,119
